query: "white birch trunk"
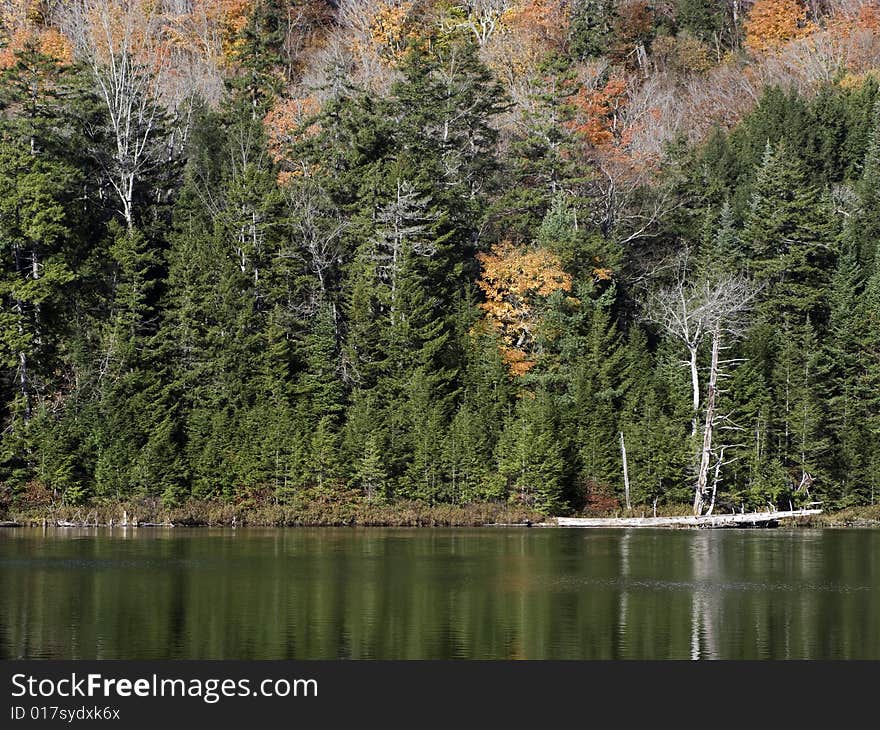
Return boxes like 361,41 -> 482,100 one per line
694,329 -> 721,516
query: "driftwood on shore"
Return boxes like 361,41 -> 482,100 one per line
49,520 -> 174,528
0,521 -> 21,528
556,508 -> 823,529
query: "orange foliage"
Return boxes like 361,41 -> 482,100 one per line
38,27 -> 73,64
369,0 -> 416,61
484,0 -> 568,81
744,0 -> 817,53
264,95 -> 321,162
856,3 -> 880,32
502,0 -> 567,52
204,0 -> 250,62
568,76 -> 629,148
608,0 -> 654,65
826,5 -> 880,41
476,241 -> 574,376
0,6 -> 72,70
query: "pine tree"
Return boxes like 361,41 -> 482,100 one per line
824,240 -> 868,503
308,415 -> 342,495
225,0 -> 287,118
675,0 -> 725,45
621,328 -> 692,508
724,314 -> 786,509
848,105 -> 880,273
569,1 -> 617,59
391,39 -> 507,208
493,391 -> 566,515
743,142 -> 839,325
489,59 -> 582,241
573,303 -> 626,495
0,143 -> 76,422
731,87 -> 813,180
443,401 -> 492,503
770,317 -> 829,504
353,434 -> 389,503
297,301 -> 345,426
855,243 -> 880,506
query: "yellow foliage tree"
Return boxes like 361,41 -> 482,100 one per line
212,0 -> 250,62
744,0 -> 816,53
476,241 -> 574,376
481,0 -> 568,82
369,0 -> 415,62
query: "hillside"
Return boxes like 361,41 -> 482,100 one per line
2,0 -> 880,518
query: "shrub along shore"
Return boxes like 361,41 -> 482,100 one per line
3,495 -> 545,528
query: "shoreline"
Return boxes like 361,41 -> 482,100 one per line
2,499 -> 879,529
1,497 -> 545,529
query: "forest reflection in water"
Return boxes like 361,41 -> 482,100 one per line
1,527 -> 877,659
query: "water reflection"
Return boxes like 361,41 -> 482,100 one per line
0,527 -> 878,659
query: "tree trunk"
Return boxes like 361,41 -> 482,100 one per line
620,431 -> 631,511
707,447 -> 724,516
694,329 -> 721,516
689,344 -> 700,437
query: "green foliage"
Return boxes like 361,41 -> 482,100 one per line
743,142 -> 839,324
569,1 -> 617,60
674,0 -> 725,44
493,391 -> 566,515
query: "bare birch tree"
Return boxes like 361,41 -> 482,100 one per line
449,0 -> 515,46
644,248 -> 756,515
374,179 -> 439,326
58,0 -> 170,231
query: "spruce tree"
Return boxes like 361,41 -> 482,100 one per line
493,391 -> 566,515
824,240 -> 868,503
855,243 -> 880,505
848,106 -> 880,273
743,142 -> 839,325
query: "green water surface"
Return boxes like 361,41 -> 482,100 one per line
1,527 -> 877,659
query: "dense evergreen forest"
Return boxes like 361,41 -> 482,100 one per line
2,0 -> 880,519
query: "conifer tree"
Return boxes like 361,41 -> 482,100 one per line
824,240 -> 867,502
855,243 -> 880,505
743,142 -> 839,325
353,434 -> 389,503
848,106 -> 880,273
493,391 -> 566,514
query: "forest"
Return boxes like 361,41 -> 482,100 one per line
1,0 -> 880,520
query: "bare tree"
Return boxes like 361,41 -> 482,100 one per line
446,0 -> 515,46
283,182 -> 348,308
334,0 -> 397,93
644,248 -> 756,515
374,179 -> 439,326
58,0 -> 169,232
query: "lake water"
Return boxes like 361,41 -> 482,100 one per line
1,527 -> 878,659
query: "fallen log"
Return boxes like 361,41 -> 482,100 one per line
556,508 -> 823,529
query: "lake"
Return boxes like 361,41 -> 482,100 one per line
1,527 -> 878,659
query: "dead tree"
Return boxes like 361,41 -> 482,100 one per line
59,1 -> 169,232
644,248 -> 756,515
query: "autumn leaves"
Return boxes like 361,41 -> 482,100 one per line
476,242 -> 574,376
